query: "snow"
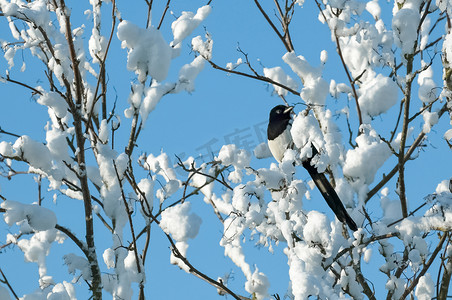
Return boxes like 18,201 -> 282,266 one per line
171,5 -> 211,48
192,34 -> 213,60
15,229 -> 63,289
0,141 -> 13,157
343,125 -> 391,186
290,112 -> 328,168
98,119 -> 109,143
0,286 -> 11,300
226,58 -> 243,70
415,274 -> 434,300
103,247 -> 116,269
176,55 -> 205,93
320,50 -> 328,64
253,142 -> 272,159
366,0 -> 381,20
137,178 -> 154,208
46,125 -> 70,162
303,211 -> 332,251
283,52 -> 328,105
13,135 -> 53,173
47,282 -> 76,300
392,7 -> 420,57
418,65 -> 437,103
244,268 -> 269,299
358,73 -> 398,121
117,21 -> 172,82
37,92 -> 69,119
139,82 -> 165,123
385,275 -> 406,299
422,111 -> 438,133
263,66 -> 298,97
1,0 -> 451,299
2,200 -> 57,231
160,202 -> 202,242
216,144 -> 251,183
64,253 -> 92,281
145,152 -> 180,203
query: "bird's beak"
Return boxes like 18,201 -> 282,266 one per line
284,106 -> 294,114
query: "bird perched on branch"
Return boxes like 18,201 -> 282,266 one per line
267,105 -> 358,231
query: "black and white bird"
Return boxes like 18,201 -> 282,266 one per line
267,105 -> 358,231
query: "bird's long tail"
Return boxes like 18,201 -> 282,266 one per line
302,157 -> 358,231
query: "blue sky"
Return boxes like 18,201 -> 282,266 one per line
0,0 -> 451,299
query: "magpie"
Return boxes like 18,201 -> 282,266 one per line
267,105 -> 358,231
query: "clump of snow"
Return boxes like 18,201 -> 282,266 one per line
192,34 -> 213,60
47,282 -> 76,300
160,202 -> 202,271
171,5 -> 211,48
254,142 -> 272,159
282,52 -> 328,105
263,66 -> 298,97
392,7 -> 420,57
385,275 -> 406,299
13,135 -> 53,173
4,47 -> 15,69
330,80 -> 352,99
64,253 -> 92,281
418,65 -> 437,103
15,229 -> 63,289
415,274 -> 434,300
290,112 -> 325,161
0,286 -> 11,300
117,20 -> 172,82
320,50 -> 328,64
137,178 -> 154,208
343,125 -> 391,193
358,73 -> 398,121
283,52 -> 328,105
46,125 -> 70,163
435,179 -> 452,194
216,144 -> 251,183
366,0 -> 381,19
103,248 -> 116,269
160,202 -> 201,242
37,92 -> 69,119
226,58 -> 243,70
145,152 -> 180,203
244,268 -> 269,299
98,119 -> 109,143
176,55 -> 205,93
138,82 -> 164,123
303,211 -> 331,250
0,141 -> 13,157
422,111 -> 438,133
2,200 -> 57,231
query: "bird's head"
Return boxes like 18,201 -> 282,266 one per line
269,105 -> 294,123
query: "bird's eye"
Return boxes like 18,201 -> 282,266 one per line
277,109 -> 281,114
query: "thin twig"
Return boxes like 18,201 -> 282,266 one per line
253,0 -> 293,52
157,0 -> 171,30
206,59 -> 299,96
113,161 -> 142,275
0,268 -> 19,300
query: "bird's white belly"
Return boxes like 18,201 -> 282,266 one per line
268,127 -> 292,162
